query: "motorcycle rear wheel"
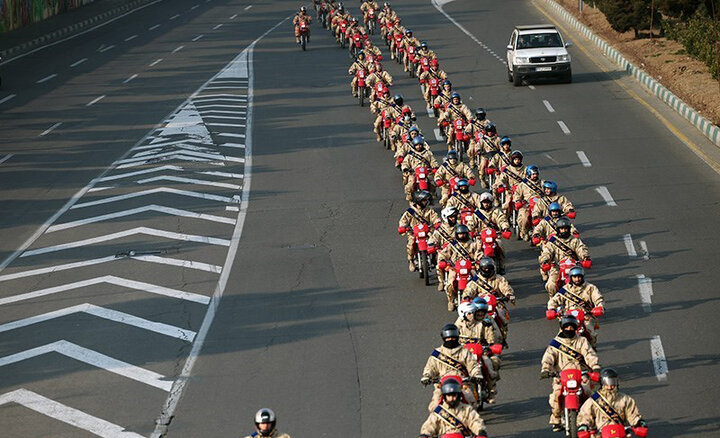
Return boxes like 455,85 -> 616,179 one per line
421,251 -> 430,285
301,35 -> 307,51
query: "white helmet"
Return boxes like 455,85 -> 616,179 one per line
480,191 -> 494,203
458,301 -> 478,318
254,408 -> 276,431
441,206 -> 459,223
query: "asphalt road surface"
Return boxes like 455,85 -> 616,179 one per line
1,0 -> 719,437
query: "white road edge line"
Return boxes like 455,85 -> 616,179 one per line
542,99 -> 555,113
86,95 -> 106,107
650,336 -> 668,381
576,150 -> 591,167
39,122 -> 62,137
0,389 -> 146,438
0,94 -> 16,105
557,120 -> 571,135
70,58 -> 88,67
595,186 -> 617,206
623,234 -> 637,257
36,73 -> 57,84
636,275 -> 653,312
150,16 -> 290,437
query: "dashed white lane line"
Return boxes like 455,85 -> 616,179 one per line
192,34 -> 204,41
528,85 -> 536,90
595,186 -> 617,206
230,13 -> 238,19
39,122 -> 62,137
213,24 -> 223,30
0,154 -> 13,165
149,24 -> 161,31
36,73 -> 58,84
150,58 -> 163,67
650,336 -> 668,382
543,153 -> 558,164
86,95 -> 105,107
0,389 -> 146,438
639,240 -> 649,260
98,44 -> 115,53
623,234 -> 637,257
636,275 -> 653,312
542,99 -> 555,113
173,45 -> 185,53
170,13 -> 181,20
557,120 -> 571,135
244,4 -> 252,10
576,151 -> 591,167
434,128 -> 444,142
123,73 -> 139,83
125,34 -> 139,42
426,107 -> 435,118
226,206 -> 239,212
191,4 -> 199,10
70,58 -> 88,67
0,94 -> 16,105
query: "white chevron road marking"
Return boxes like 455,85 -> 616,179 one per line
98,165 -> 184,182
71,187 -> 238,209
136,175 -> 241,189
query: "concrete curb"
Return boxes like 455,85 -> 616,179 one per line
0,0 -> 158,60
541,0 -> 720,148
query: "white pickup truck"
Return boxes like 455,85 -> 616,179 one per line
506,24 -> 572,86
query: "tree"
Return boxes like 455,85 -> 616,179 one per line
598,0 -> 659,38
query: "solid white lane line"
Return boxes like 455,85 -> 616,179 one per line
650,336 -> 668,381
431,0 -> 504,65
123,73 -> 139,83
434,128 -> 444,142
557,120 -> 571,135
595,186 -> 617,206
576,151 -> 591,167
36,73 -> 57,83
192,34 -> 204,41
639,241 -> 649,260
636,275 -> 653,312
543,99 -> 555,113
230,13 -> 238,19
170,13 -> 180,20
623,234 -> 637,257
149,24 -> 161,31
125,34 -> 139,42
173,45 -> 184,53
0,341 -> 173,391
196,104 -> 247,109
150,58 -> 163,66
0,154 -> 13,165
86,95 -> 105,107
244,4 -> 252,10
137,175 -> 241,189
98,44 -> 115,53
71,187 -> 237,209
39,122 -> 62,136
213,24 -> 223,30
0,94 -> 16,105
0,389 -> 146,438
49,205 -> 235,232
0,303 -> 196,341
70,58 -> 88,67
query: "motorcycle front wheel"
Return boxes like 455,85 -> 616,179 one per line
564,409 -> 578,438
421,251 -> 430,285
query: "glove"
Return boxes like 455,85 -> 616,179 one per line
468,178 -> 476,186
485,167 -> 496,175
514,201 -> 524,210
420,376 -> 431,386
566,210 -> 576,219
591,306 -> 604,317
577,430 -> 591,438
438,260 -> 448,271
396,156 -> 404,165
435,179 -> 444,187
500,166 -> 507,173
398,226 -> 407,234
633,426 -> 649,437
502,230 -> 512,239
588,371 -> 600,382
433,222 -> 441,229
490,343 -> 503,355
532,217 -> 541,226
540,370 -> 552,379
541,263 -> 552,272
545,309 -> 557,320
427,245 -> 437,254
531,236 -> 542,246
496,186 -> 505,193
431,167 -> 438,174
434,103 -> 440,109
581,259 -> 593,269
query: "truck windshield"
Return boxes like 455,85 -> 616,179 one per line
516,33 -> 563,49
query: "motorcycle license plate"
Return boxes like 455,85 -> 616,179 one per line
536,66 -> 552,72
460,269 -> 468,275
419,173 -> 426,179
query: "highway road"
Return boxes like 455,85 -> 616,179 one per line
1,0 -> 719,437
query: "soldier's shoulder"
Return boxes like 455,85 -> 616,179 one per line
277,433 -> 292,438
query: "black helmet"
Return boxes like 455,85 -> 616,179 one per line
600,368 -> 619,387
446,150 -> 458,161
393,94 -> 404,106
455,224 -> 470,241
479,257 -> 496,278
484,123 -> 497,135
556,217 -> 572,238
357,51 -> 365,59
510,150 -> 523,160
254,408 -> 277,433
420,41 -> 428,49
440,377 -> 462,395
412,190 -> 432,206
560,314 -> 579,330
475,108 -> 486,120
441,323 -> 459,339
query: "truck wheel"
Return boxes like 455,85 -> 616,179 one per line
513,72 -> 523,87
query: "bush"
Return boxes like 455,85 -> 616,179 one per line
663,17 -> 720,78
598,0 -> 660,38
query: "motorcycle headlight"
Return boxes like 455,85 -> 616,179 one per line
515,56 -> 530,64
557,54 -> 570,62
484,237 -> 494,243
566,380 -> 578,389
460,269 -> 468,275
419,173 -> 426,178
417,232 -> 426,237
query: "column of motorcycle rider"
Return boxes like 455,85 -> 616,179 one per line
315,2 -> 648,437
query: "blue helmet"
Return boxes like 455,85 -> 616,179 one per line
457,178 -> 469,188
451,92 -> 460,100
412,135 -> 425,146
526,164 -> 539,177
405,29 -> 413,35
569,266 -> 585,278
443,79 -> 452,86
408,126 -> 420,135
549,202 -> 562,213
543,180 -> 558,195
500,136 -> 511,146
420,41 -> 428,48
447,150 -> 459,161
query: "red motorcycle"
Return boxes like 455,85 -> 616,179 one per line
587,424 -> 648,438
479,228 -> 499,258
338,20 -> 348,48
428,76 -> 440,99
356,68 -> 368,106
413,223 -> 432,285
474,294 -> 510,343
350,32 -> 364,59
463,341 -> 503,411
393,33 -> 404,62
365,8 -> 376,34
452,259 -> 473,307
380,109 -> 394,150
558,368 -> 588,438
407,45 -> 418,77
451,119 -> 470,161
298,20 -> 310,51
459,208 -> 474,227
412,166 -> 430,191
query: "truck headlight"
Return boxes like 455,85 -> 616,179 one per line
515,56 -> 530,64
557,54 -> 570,62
